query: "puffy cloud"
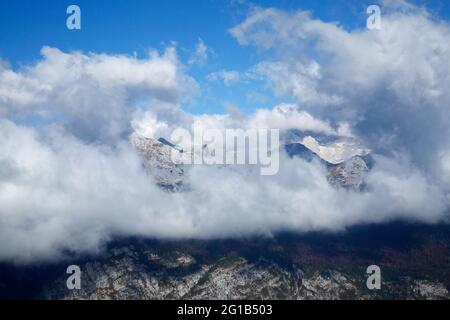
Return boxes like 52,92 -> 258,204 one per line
248,103 -> 335,133
249,60 -> 342,106
0,46 -> 198,143
132,102 -> 335,143
0,119 -> 445,264
230,3 -> 450,182
0,119 -> 169,262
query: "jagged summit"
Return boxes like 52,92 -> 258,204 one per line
130,130 -> 373,190
282,131 -> 371,190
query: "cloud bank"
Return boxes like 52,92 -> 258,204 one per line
1,2 -> 450,263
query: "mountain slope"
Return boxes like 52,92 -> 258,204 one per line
130,133 -> 184,191
130,130 -> 373,191
40,230 -> 450,300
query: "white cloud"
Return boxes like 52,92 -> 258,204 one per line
230,3 -> 450,181
248,103 -> 335,133
0,119 -> 445,264
250,60 -> 342,106
0,46 -> 198,143
207,70 -> 241,86
133,102 -> 336,142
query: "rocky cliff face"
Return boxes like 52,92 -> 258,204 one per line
327,156 -> 369,190
42,242 -> 449,300
130,133 -> 185,191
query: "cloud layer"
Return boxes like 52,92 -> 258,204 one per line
1,2 -> 450,263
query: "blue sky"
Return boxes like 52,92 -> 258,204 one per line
1,0 -> 449,114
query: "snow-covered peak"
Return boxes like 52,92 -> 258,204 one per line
130,133 -> 184,191
300,136 -> 370,164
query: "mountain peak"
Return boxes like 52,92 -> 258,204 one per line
300,136 -> 370,164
